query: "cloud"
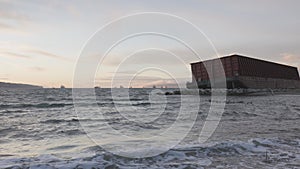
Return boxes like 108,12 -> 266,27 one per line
280,53 -> 299,64
0,0 -> 25,16
0,1 -> 31,33
27,49 -> 70,61
65,5 -> 81,18
102,49 -> 194,68
95,74 -> 189,88
30,66 -> 45,71
0,22 -> 13,30
0,77 -> 9,80
0,51 -> 31,59
139,79 -> 179,88
0,42 -> 70,61
280,53 -> 300,70
0,73 -> 9,81
280,53 -> 299,62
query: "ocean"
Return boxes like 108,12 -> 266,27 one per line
0,88 -> 299,168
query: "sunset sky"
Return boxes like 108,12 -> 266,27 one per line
1,0 -> 300,88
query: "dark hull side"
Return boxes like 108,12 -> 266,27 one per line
187,76 -> 300,89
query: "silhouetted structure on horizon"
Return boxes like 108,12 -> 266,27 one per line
187,54 -> 300,89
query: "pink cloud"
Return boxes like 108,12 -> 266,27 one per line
280,53 -> 299,62
280,53 -> 300,70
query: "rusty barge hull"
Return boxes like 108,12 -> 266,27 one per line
188,54 -> 300,89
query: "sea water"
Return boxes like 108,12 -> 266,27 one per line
0,88 -> 299,168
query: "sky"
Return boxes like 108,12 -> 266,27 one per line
0,0 -> 300,88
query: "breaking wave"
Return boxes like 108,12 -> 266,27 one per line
0,138 -> 299,169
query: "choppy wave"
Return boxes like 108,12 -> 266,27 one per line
41,118 -> 79,124
0,138 -> 299,169
0,103 -> 73,109
1,89 -> 300,168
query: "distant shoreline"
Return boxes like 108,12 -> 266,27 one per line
0,82 -> 43,89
